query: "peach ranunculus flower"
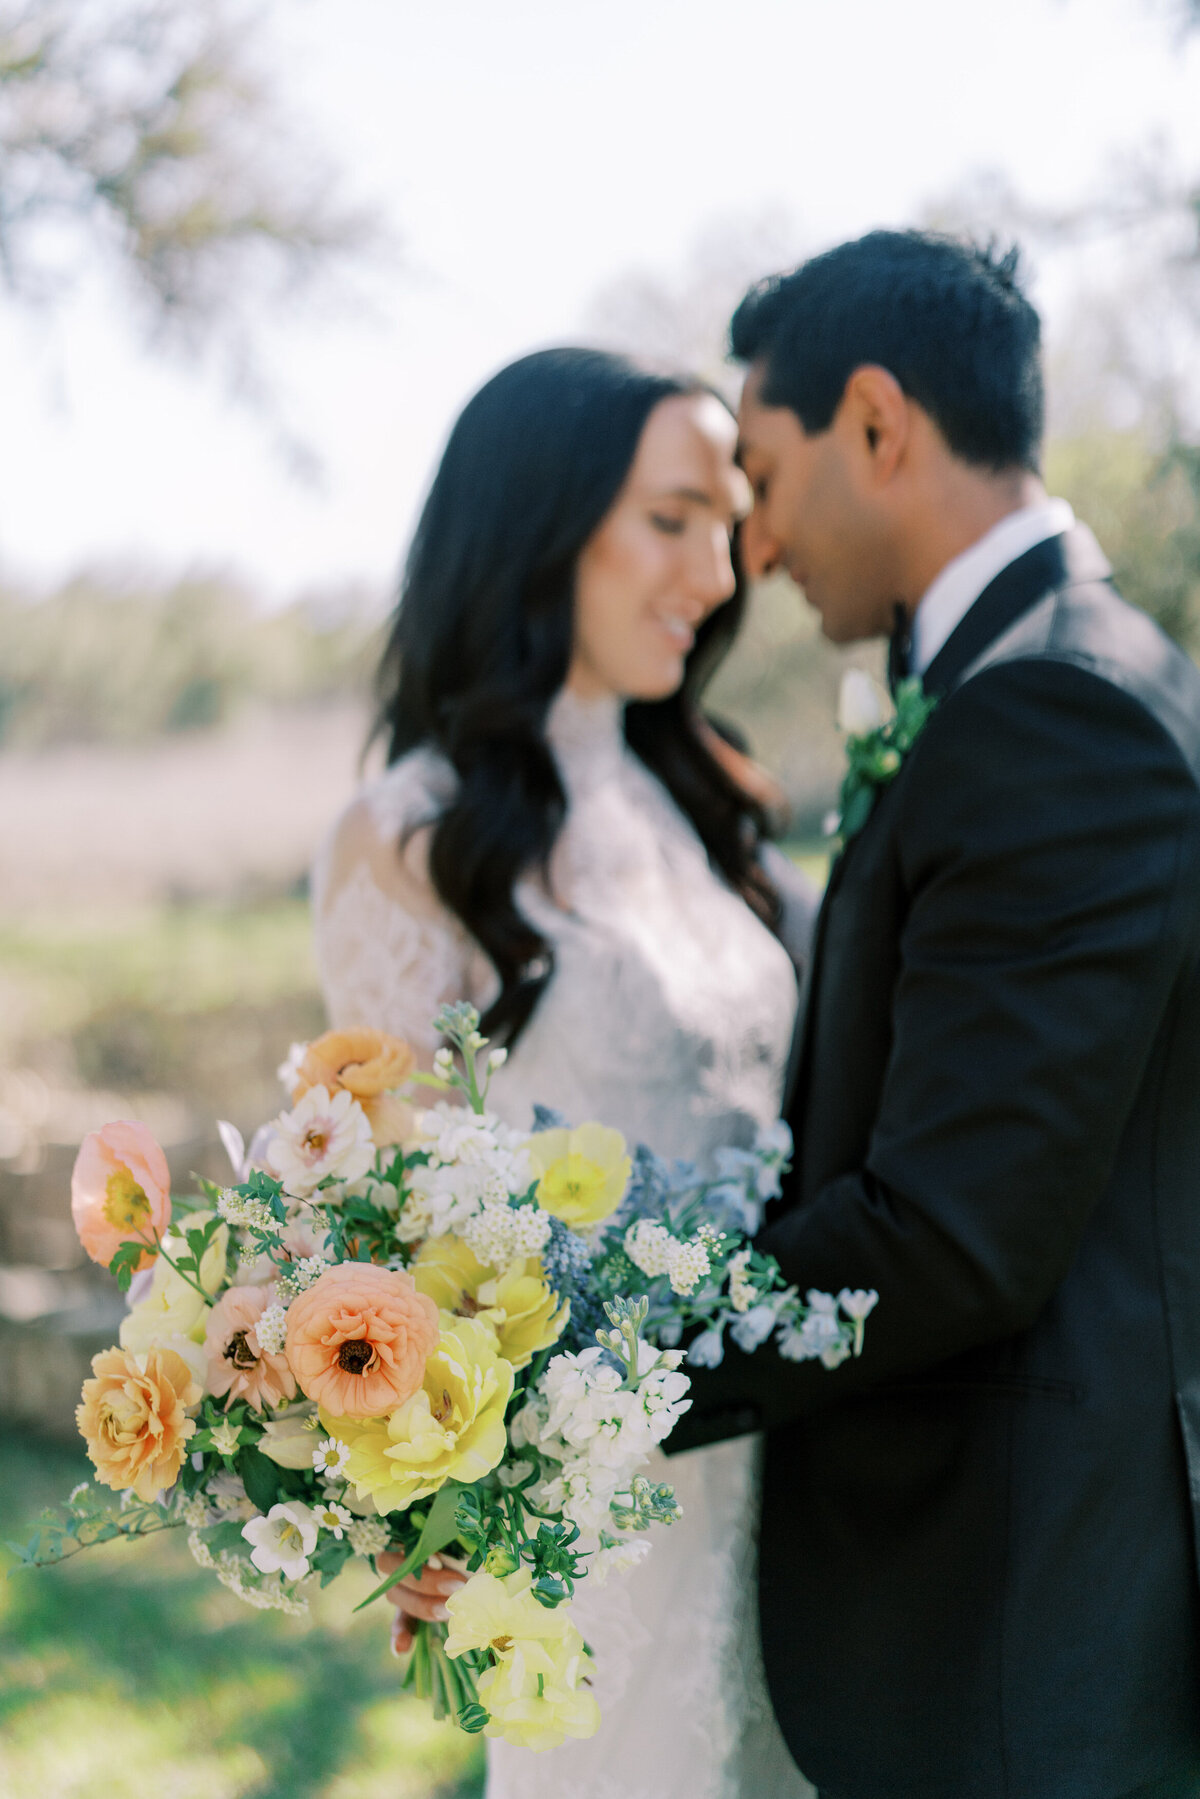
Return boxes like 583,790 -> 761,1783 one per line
71,1121 -> 172,1272
77,1344 -> 201,1501
204,1284 -> 297,1411
285,1262 -> 439,1419
293,1029 -> 416,1147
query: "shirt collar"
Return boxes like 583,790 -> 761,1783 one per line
909,498 -> 1076,677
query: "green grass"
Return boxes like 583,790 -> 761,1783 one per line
0,1431 -> 484,1799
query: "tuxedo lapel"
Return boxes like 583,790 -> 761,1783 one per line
922,526 -> 1112,698
783,525 -> 1113,1190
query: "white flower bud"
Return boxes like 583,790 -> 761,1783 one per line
837,668 -> 888,737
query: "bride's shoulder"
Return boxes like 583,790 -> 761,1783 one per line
313,744 -> 456,905
355,742 -> 456,834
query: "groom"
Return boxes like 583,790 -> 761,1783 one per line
669,230 -> 1200,1799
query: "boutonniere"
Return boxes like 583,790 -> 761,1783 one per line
831,670 -> 938,844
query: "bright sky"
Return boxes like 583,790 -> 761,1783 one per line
1,0 -> 1198,601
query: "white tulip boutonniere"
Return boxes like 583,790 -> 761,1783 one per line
833,669 -> 938,844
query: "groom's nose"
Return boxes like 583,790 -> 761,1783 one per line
739,508 -> 782,580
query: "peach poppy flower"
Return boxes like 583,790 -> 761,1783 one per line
77,1344 -> 200,1501
285,1262 -> 439,1419
293,1029 -> 416,1146
205,1285 -> 296,1411
71,1121 -> 172,1272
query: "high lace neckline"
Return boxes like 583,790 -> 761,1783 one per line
545,686 -> 626,783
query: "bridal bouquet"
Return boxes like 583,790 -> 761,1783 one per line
15,1003 -> 874,1752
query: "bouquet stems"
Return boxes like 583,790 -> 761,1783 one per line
402,1620 -> 487,1731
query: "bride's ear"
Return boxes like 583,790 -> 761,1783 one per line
837,365 -> 909,485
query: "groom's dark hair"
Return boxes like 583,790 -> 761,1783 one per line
731,229 -> 1044,472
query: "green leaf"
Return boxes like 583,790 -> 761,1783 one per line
107,1240 -> 146,1293
237,1444 -> 286,1514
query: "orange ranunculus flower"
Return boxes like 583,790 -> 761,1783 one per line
77,1344 -> 201,1501
204,1284 -> 296,1412
293,1029 -> 416,1148
285,1262 -> 439,1420
71,1121 -> 172,1272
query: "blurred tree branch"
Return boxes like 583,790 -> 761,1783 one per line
0,0 -> 378,368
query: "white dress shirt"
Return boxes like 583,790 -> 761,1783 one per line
909,497 -> 1076,676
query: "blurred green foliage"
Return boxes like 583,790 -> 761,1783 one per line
2,424 -> 1196,763
0,575 -> 382,749
0,1429 -> 483,1799
1046,430 -> 1200,648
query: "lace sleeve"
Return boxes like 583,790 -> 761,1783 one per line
311,752 -> 497,1059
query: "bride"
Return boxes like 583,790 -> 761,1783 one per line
311,346 -> 817,1799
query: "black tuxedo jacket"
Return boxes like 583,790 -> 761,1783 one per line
669,528 -> 1200,1799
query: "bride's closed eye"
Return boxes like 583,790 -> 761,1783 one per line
650,513 -> 687,536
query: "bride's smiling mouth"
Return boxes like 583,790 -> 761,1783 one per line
651,611 -> 697,650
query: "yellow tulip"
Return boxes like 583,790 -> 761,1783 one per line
526,1123 -> 630,1229
411,1234 -> 569,1370
322,1316 -> 514,1515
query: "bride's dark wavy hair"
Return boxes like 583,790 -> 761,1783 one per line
374,346 -> 781,1047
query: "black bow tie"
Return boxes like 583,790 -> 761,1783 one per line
887,602 -> 912,694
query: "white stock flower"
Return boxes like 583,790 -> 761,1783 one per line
624,1220 -> 673,1278
686,1327 -> 725,1368
590,1538 -> 650,1584
837,668 -> 889,737
729,1302 -> 777,1354
241,1502 -> 319,1579
838,1288 -> 879,1322
268,1086 -> 375,1198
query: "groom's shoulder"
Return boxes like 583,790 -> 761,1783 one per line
956,564 -> 1200,783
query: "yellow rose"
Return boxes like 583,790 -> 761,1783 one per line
412,1234 -> 568,1370
526,1123 -> 630,1228
322,1316 -> 514,1515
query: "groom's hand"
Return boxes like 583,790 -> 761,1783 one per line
376,1551 -> 469,1656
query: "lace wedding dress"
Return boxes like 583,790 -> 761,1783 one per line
311,689 -> 817,1799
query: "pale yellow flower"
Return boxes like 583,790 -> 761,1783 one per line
322,1317 -> 513,1515
411,1234 -> 568,1370
484,1634 -> 599,1746
444,1565 -> 572,1659
526,1123 -> 630,1229
119,1212 -> 228,1376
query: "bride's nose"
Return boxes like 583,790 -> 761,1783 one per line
685,523 -> 738,613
